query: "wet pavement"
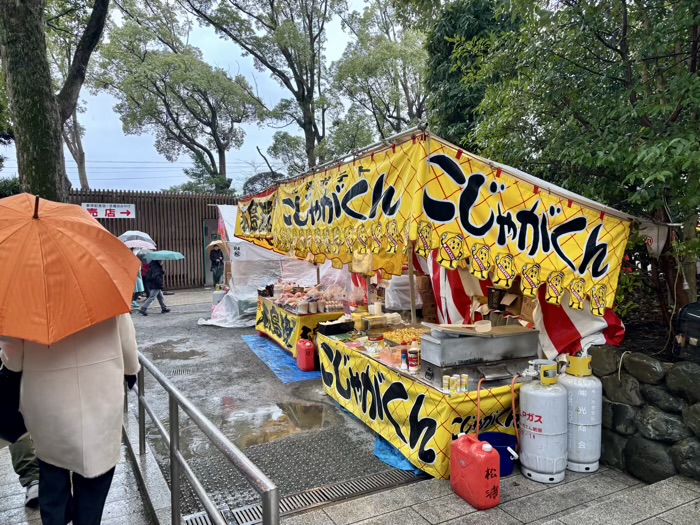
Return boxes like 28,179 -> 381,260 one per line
130,293 -> 395,516
0,444 -> 154,525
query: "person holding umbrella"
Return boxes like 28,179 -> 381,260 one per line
138,251 -> 183,316
0,194 -> 141,525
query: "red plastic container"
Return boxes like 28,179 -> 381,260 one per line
450,434 -> 501,509
296,339 -> 317,372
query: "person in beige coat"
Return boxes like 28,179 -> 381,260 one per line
0,314 -> 139,525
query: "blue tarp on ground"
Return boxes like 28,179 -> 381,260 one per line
241,334 -> 322,384
374,435 -> 425,476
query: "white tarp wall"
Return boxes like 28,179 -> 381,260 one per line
199,206 -> 351,328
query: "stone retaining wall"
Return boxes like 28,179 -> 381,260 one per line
592,346 -> 700,483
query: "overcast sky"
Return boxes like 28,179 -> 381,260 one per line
0,6 -> 358,192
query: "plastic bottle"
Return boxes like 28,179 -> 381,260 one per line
400,352 -> 408,371
408,339 -> 420,374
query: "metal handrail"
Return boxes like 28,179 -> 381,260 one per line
127,352 -> 279,525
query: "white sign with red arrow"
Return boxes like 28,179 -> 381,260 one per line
81,202 -> 136,219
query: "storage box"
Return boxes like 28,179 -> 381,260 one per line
501,293 -> 522,315
420,326 -> 539,367
520,297 -> 538,323
416,276 -> 432,292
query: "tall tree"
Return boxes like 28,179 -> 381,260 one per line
168,154 -> 236,193
179,0 -> 345,169
46,0 -> 96,190
425,0 -> 510,147
333,0 -> 427,138
462,0 -> 700,310
0,0 -> 109,201
96,20 -> 260,181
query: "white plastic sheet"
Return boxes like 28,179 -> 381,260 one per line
199,206 -> 354,328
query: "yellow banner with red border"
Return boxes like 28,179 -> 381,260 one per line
237,134 -> 632,314
317,334 -> 519,479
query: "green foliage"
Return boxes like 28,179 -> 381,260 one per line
168,154 -> 235,194
95,1 -> 261,177
0,177 -> 21,198
242,171 -> 285,196
268,132 -> 307,177
333,0 -> 427,138
459,0 -> 700,305
425,0 -> 512,147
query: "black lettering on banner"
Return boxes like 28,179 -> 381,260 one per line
516,202 -> 541,256
551,216 -> 588,271
495,204 -> 517,246
368,173 -> 402,219
321,343 -> 440,463
578,224 -> 610,278
381,382 -> 410,443
341,180 -> 370,221
409,395 -> 438,464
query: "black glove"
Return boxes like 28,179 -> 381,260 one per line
125,375 -> 137,390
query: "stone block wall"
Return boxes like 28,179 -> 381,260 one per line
592,346 -> 700,484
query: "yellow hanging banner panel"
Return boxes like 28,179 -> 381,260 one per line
317,334 -> 519,479
236,133 -> 632,313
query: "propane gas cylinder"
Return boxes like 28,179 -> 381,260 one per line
558,354 -> 603,472
519,359 -> 568,483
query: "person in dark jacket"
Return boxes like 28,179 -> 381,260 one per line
210,245 -> 225,286
139,260 -> 170,316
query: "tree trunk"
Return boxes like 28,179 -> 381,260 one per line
218,149 -> 226,179
64,109 -> 89,190
0,0 -> 67,201
682,213 -> 698,304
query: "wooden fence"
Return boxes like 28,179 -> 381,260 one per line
69,190 -> 237,289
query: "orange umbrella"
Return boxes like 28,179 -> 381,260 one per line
0,194 -> 141,345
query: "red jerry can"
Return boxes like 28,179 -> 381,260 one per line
296,339 -> 317,372
450,434 -> 501,510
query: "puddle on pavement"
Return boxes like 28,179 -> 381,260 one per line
143,339 -> 203,360
152,402 -> 343,461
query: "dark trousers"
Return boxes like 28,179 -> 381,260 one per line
38,460 -> 115,525
9,434 -> 40,487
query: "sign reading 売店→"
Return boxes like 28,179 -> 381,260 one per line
81,203 -> 136,219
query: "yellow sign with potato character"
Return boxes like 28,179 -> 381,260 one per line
237,133 -> 632,314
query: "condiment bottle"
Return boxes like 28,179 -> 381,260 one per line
408,339 -> 420,375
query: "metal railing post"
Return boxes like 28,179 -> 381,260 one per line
138,368 -> 146,455
261,487 -> 280,525
169,395 -> 181,525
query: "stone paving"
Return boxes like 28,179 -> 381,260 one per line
0,444 -> 154,525
281,468 -> 700,525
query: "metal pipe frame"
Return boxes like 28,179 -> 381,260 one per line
128,353 -> 279,525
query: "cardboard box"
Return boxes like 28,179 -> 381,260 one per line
416,276 -> 432,293
520,296 -> 538,323
501,292 -> 523,316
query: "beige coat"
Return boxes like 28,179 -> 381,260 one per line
0,314 -> 139,478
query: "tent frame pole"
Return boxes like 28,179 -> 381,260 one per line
408,244 -> 417,326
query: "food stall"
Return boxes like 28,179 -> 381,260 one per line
255,285 -> 346,356
234,129 -> 640,476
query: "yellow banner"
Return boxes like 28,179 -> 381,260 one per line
318,334 -> 519,479
256,298 -> 343,356
238,134 -> 632,313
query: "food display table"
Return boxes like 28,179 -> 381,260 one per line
317,333 -> 521,479
256,297 -> 344,356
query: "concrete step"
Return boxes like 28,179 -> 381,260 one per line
539,476 -> 700,525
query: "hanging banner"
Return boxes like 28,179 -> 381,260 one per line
317,334 -> 519,479
237,133 -> 632,313
256,298 -> 343,356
